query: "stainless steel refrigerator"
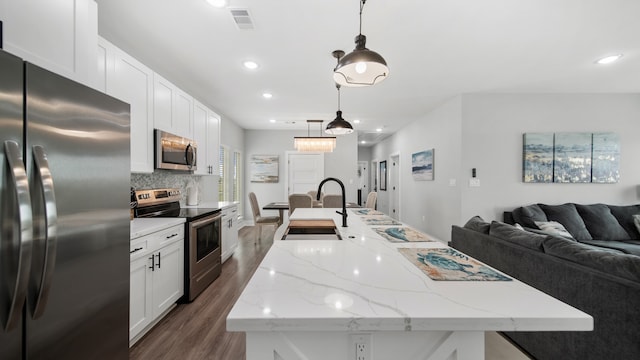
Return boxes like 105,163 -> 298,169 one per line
0,49 -> 130,359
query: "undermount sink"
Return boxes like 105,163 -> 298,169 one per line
281,219 -> 342,240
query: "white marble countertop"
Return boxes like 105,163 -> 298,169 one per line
181,201 -> 238,210
130,218 -> 186,240
227,208 -> 593,332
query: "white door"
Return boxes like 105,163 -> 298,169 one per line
390,154 -> 401,220
286,152 -> 324,195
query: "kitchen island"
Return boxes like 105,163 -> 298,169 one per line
227,208 -> 592,360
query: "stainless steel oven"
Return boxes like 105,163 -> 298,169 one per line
134,188 -> 222,302
187,211 -> 222,301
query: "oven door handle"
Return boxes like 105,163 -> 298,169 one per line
189,212 -> 222,228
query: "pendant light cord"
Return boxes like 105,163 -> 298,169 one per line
359,0 -> 366,35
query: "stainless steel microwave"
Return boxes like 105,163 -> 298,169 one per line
154,129 -> 197,171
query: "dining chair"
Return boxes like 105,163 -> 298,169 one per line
288,193 -> 313,216
249,192 -> 280,240
307,190 -> 324,208
365,191 -> 377,209
322,194 -> 343,208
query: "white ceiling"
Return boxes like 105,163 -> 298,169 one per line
96,0 -> 640,145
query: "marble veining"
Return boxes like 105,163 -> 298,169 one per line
227,208 -> 593,333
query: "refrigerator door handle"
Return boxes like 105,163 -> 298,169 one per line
2,140 -> 33,331
29,145 -> 58,319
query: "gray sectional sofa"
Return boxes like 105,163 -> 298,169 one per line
450,203 -> 640,360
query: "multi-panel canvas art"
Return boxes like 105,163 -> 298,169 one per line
523,132 -> 620,183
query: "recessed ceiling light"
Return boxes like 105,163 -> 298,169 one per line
262,92 -> 273,99
595,54 -> 623,65
269,119 -> 276,123
353,119 -> 360,124
360,140 -> 366,144
206,0 -> 228,8
376,128 -> 382,132
243,60 -> 258,70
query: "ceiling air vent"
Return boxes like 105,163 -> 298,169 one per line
230,9 -> 254,30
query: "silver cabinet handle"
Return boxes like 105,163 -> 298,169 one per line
2,140 -> 33,331
29,145 -> 58,319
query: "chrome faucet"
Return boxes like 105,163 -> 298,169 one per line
317,177 -> 348,227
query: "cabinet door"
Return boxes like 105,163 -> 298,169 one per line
193,101 -> 209,175
207,110 -> 221,175
0,0 -> 98,87
107,42 -> 154,173
153,73 -> 175,134
174,88 -> 193,138
130,254 -> 153,341
152,240 -> 184,318
221,210 -> 231,261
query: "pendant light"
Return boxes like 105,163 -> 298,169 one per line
325,82 -> 354,135
333,0 -> 388,87
294,120 -> 337,152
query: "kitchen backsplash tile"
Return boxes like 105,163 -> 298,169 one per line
131,171 -> 203,204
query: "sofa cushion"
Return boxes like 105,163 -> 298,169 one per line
463,215 -> 490,234
575,204 -> 630,241
489,221 -> 546,251
579,239 -> 640,256
543,236 -> 640,283
635,215 -> 640,236
538,203 -> 592,240
512,204 -> 547,228
608,205 -> 640,239
534,220 -> 574,239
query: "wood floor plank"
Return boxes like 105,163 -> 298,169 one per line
129,226 -> 273,360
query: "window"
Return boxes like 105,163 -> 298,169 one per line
219,146 -> 243,217
219,145 -> 229,201
233,150 -> 243,216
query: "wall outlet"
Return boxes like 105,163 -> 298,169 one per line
469,178 -> 481,187
349,333 -> 372,360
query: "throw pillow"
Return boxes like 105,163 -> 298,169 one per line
489,221 -> 546,250
534,220 -> 574,239
511,204 -> 547,228
609,205 -> 640,239
538,203 -> 592,240
575,204 -> 630,241
634,214 -> 640,235
463,215 -> 490,234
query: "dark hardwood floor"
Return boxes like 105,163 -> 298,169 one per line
129,225 -> 274,360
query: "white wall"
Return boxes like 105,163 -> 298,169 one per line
460,93 -> 640,222
371,93 -> 640,243
372,97 -> 463,242
244,129 -> 358,221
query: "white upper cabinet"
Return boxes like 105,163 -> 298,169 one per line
0,0 -> 98,88
153,73 -> 193,139
193,101 -> 220,176
100,37 -> 155,173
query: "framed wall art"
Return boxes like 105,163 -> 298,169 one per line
380,161 -> 387,191
522,132 -> 619,184
250,155 -> 279,183
412,149 -> 434,181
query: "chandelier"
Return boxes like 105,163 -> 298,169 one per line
294,120 -> 337,152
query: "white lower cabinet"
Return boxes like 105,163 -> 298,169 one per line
129,224 -> 184,345
221,204 -> 239,263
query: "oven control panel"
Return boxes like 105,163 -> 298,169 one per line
135,188 -> 181,207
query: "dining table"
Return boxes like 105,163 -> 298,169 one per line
263,201 -> 361,226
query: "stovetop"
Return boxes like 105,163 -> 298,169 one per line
134,188 -> 221,220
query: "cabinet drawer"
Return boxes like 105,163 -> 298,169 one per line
130,238 -> 148,260
152,224 -> 184,249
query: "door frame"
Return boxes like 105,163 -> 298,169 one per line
389,153 -> 401,220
